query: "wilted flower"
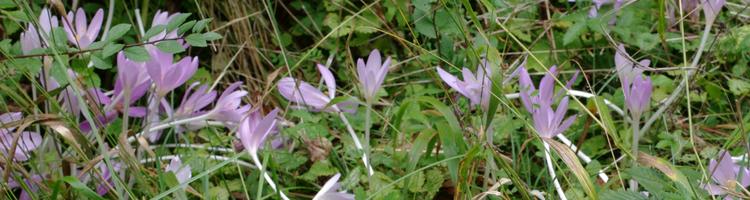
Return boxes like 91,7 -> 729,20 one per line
356,49 -> 391,102
703,150 -> 750,198
313,173 -> 355,200
165,157 -> 192,184
0,112 -> 42,161
62,8 -> 104,49
278,64 -> 356,113
703,0 -> 726,24
145,48 -> 198,96
435,60 -> 492,111
518,65 -> 578,138
615,45 -> 652,120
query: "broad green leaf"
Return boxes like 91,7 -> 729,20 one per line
105,24 -> 131,42
185,33 -> 207,47
61,176 -> 105,200
123,46 -> 150,62
144,25 -> 167,40
193,18 -> 213,32
102,43 -> 123,58
166,13 -> 192,31
91,55 -> 111,70
202,32 -> 222,41
178,20 -> 196,35
155,40 -> 185,54
563,22 -> 587,45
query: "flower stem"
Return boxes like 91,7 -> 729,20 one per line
338,112 -> 374,176
543,141 -> 568,200
250,154 -> 290,200
629,118 -> 641,192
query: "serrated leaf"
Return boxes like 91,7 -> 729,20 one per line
185,34 -> 207,47
728,78 -> 750,95
102,43 -> 123,58
406,171 -> 425,193
61,176 -> 105,200
105,24 -> 131,42
90,55 -> 111,69
202,32 -> 222,41
123,46 -> 150,62
193,18 -> 213,32
155,40 -> 185,53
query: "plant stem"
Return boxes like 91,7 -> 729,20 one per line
364,101 -> 374,178
338,112 -> 374,176
543,141 -> 568,200
250,153 -> 290,200
629,117 -> 640,192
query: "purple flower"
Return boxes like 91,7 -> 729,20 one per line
703,150 -> 750,198
435,60 -> 492,111
703,0 -> 726,23
41,69 -> 83,117
145,48 -> 198,96
278,64 -> 356,113
207,82 -> 250,122
62,8 -> 104,49
518,65 -> 578,138
148,10 -> 184,45
173,82 -> 216,119
21,8 -> 59,54
165,157 -> 192,184
237,109 -> 280,156
313,173 -> 355,200
615,45 -> 652,120
356,49 -> 391,102
0,113 -> 42,161
114,51 -> 151,105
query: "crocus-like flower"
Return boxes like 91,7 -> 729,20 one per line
0,112 -> 42,161
278,64 -> 356,113
21,8 -> 59,54
148,10 -> 184,45
41,69 -> 83,117
114,51 -> 151,107
435,60 -> 492,111
615,45 -> 652,120
518,65 -> 578,138
62,8 -> 104,49
356,49 -> 391,102
206,82 -> 250,122
173,83 -> 216,118
237,109 -> 279,156
313,173 -> 355,200
703,150 -> 750,198
703,0 -> 726,24
166,157 -> 192,184
237,108 -> 290,200
145,48 -> 199,96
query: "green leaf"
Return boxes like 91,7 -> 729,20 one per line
144,25 -> 167,40
102,43 -> 123,58
178,20 -> 196,35
728,78 -> 750,95
563,22 -> 587,45
185,33 -> 207,47
105,24 -> 131,42
9,58 -> 42,75
545,139 -> 598,200
155,40 -> 185,54
406,171 -> 425,193
0,0 -> 16,9
61,176 -> 105,200
123,46 -> 150,62
301,160 -> 337,181
50,56 -> 70,86
202,32 -> 222,41
193,18 -> 213,32
167,13 -> 192,31
91,55 -> 111,70
599,189 -> 648,200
